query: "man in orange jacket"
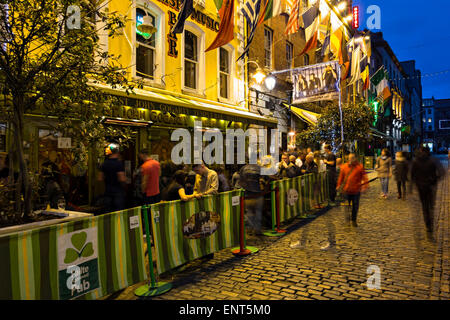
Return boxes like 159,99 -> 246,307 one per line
336,153 -> 369,226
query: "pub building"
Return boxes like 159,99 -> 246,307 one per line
0,0 -> 278,211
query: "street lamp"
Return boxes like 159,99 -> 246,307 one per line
137,13 -> 157,39
253,67 -> 266,84
264,75 -> 276,90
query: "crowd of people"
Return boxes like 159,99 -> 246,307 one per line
97,143 -> 447,239
97,144 -> 342,235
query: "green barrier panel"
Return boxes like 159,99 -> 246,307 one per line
271,172 -> 330,226
0,207 -> 147,300
150,190 -> 241,275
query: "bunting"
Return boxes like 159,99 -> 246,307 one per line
239,0 -> 263,60
206,0 -> 235,52
258,0 -> 283,24
171,0 -> 194,34
297,1 -> 320,56
285,0 -> 302,35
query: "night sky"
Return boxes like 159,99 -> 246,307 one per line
353,0 -> 450,99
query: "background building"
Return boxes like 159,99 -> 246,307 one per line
401,60 -> 423,149
369,32 -> 409,154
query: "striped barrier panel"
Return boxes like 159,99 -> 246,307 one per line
0,207 -> 146,300
149,190 -> 242,275
273,172 -> 329,225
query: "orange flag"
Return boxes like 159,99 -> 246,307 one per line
206,0 -> 235,52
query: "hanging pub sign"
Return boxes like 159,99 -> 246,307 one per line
291,61 -> 340,104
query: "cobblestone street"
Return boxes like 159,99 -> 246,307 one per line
109,162 -> 449,300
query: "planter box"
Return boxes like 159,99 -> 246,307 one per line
0,209 -> 93,237
0,207 -> 147,300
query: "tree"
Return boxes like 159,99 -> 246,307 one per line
0,0 -> 138,219
296,98 -> 375,152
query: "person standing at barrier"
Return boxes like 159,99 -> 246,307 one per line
161,170 -> 196,202
336,153 -> 369,227
375,148 -> 392,199
300,154 -> 318,175
285,155 -> 301,178
192,162 -> 219,198
323,145 -> 337,205
140,150 -> 161,205
98,143 -> 126,213
240,163 -> 264,236
277,153 -> 290,178
411,147 -> 445,237
393,151 -> 409,200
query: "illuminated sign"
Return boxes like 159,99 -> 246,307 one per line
352,6 -> 359,29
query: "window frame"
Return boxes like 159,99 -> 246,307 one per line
217,44 -> 235,103
181,22 -> 205,94
132,1 -> 165,86
286,41 -> 293,69
135,7 -> 157,80
184,30 -> 199,90
304,54 -> 310,66
264,26 -> 273,69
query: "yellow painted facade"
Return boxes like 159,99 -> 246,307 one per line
107,0 -> 244,106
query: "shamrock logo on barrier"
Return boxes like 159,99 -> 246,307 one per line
287,189 -> 299,206
64,231 -> 94,264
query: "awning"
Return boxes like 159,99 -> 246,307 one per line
284,103 -> 320,125
91,82 -> 278,128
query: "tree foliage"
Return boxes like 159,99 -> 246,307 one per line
0,0 -> 138,217
296,98 -> 375,151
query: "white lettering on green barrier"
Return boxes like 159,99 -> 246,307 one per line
58,227 -> 99,300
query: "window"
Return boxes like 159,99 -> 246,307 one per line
304,54 -> 309,66
427,109 -> 431,114
286,41 -> 293,69
428,118 -> 432,123
219,48 -> 230,99
428,126 -> 432,131
184,30 -> 198,89
264,27 -> 273,68
136,8 -> 156,79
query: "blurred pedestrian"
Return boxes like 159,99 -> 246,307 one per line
336,153 -> 369,226
240,163 -> 264,236
140,150 -> 161,205
375,148 -> 392,199
98,143 -> 126,212
313,152 -> 325,209
393,151 -> 409,200
216,165 -> 230,192
411,147 -> 445,236
324,144 -> 337,205
132,155 -> 145,206
231,164 -> 243,190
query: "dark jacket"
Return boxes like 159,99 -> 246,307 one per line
300,161 -> 318,175
393,159 -> 409,182
411,153 -> 445,187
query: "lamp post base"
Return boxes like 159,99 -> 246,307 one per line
134,282 -> 172,297
263,229 -> 287,237
231,246 -> 259,255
